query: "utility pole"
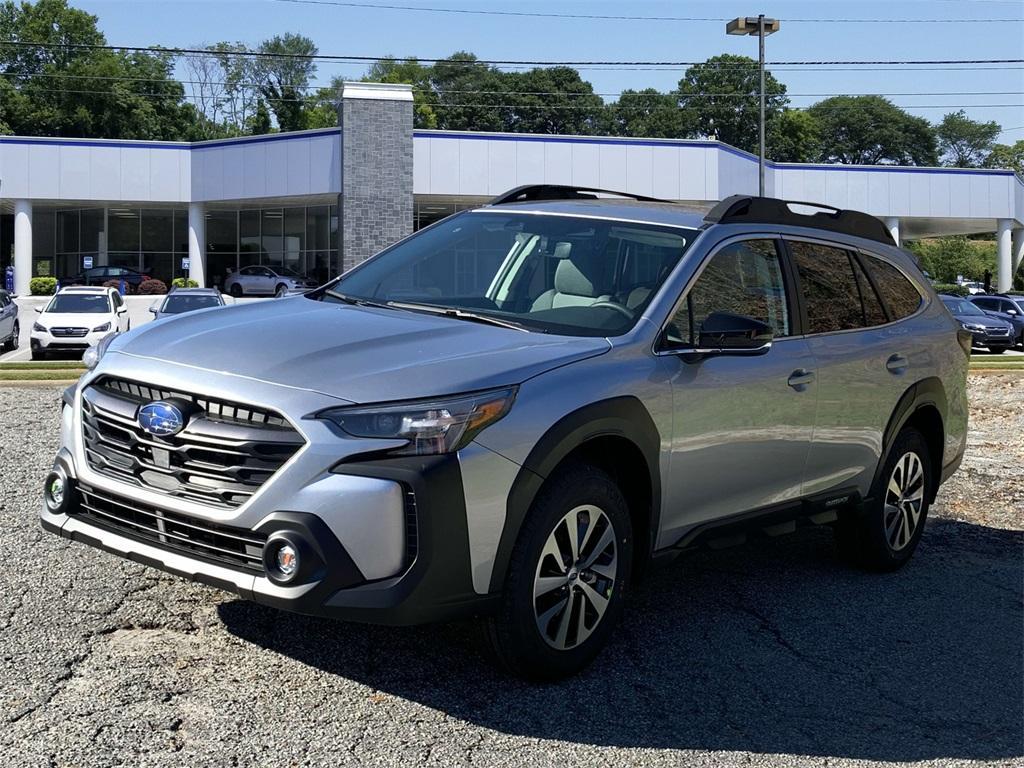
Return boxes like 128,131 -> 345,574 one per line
726,15 -> 780,196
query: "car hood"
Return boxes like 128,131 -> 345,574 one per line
38,312 -> 112,327
111,297 -> 611,403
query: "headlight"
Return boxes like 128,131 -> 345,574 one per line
32,322 -> 47,333
317,387 -> 517,456
961,322 -> 985,331
82,332 -> 117,371
92,322 -> 111,332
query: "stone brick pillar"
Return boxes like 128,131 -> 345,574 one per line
339,82 -> 414,273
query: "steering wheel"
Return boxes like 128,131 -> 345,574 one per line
590,300 -> 635,320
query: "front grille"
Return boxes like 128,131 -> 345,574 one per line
987,327 -> 1010,336
76,484 -> 267,573
81,376 -> 304,509
51,327 -> 89,337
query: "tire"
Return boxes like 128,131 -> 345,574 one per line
486,464 -> 633,681
275,283 -> 288,298
10,323 -> 18,350
229,284 -> 243,298
31,349 -> 47,361
835,427 -> 932,572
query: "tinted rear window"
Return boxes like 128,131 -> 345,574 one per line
863,255 -> 922,320
789,241 -> 866,334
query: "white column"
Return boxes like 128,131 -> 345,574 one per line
187,202 -> 206,288
996,219 -> 1013,292
884,216 -> 900,247
13,200 -> 32,296
1012,228 -> 1024,277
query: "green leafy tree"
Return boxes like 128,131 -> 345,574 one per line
504,67 -> 606,135
808,96 -> 938,165
255,32 -> 316,132
364,58 -> 437,128
767,109 -> 821,163
248,99 -> 272,135
906,236 -> 996,283
609,88 -> 687,138
984,140 -> 1024,176
936,110 -> 1000,167
430,52 -> 510,132
676,54 -> 788,153
0,0 -> 198,140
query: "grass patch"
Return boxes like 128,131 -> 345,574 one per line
0,361 -> 86,371
0,370 -> 83,381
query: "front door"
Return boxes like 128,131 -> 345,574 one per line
658,237 -> 818,546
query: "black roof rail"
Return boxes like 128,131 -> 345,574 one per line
488,184 -> 667,206
704,195 -> 895,247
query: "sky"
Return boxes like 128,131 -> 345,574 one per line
73,0 -> 1024,141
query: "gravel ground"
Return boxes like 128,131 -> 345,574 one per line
1,378 -> 1021,768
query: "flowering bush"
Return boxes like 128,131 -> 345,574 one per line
137,279 -> 168,295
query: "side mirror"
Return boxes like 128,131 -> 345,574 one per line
34,306 -> 43,314
670,312 -> 774,362
1007,309 -> 1018,316
149,307 -> 158,315
116,306 -> 127,314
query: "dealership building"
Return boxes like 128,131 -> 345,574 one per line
1,81 -> 1022,296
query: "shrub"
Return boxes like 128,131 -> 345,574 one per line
171,277 -> 198,289
137,279 -> 168,295
934,283 -> 969,297
29,277 -> 57,295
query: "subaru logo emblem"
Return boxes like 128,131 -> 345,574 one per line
138,401 -> 185,437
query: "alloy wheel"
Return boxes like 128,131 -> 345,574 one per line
533,504 -> 618,650
884,451 -> 926,551
11,323 -> 18,350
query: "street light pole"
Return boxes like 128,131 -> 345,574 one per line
726,15 -> 780,197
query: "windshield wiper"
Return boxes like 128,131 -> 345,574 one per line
385,301 -> 536,333
324,290 -> 396,311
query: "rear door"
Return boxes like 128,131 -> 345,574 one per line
0,292 -> 13,339
787,238 -> 925,498
660,236 -> 819,542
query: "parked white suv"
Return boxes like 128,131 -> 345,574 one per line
30,286 -> 129,360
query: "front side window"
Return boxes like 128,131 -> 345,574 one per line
323,211 -> 696,337
664,239 -> 790,347
862,254 -> 922,320
45,294 -> 112,314
790,241 -> 867,334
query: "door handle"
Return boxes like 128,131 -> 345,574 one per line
787,369 -> 815,390
886,354 -> 909,374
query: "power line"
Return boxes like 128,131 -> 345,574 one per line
3,71 -> 1020,99
269,0 -> 1024,24
0,40 -> 1021,68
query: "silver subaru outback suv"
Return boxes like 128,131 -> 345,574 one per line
42,187 -> 968,680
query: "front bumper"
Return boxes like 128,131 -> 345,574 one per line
41,363 -> 507,625
31,329 -> 108,351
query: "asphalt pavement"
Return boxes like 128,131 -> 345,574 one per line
1,384 -> 1021,767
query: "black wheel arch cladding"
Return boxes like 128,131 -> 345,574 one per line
488,396 -> 661,594
874,377 -> 948,503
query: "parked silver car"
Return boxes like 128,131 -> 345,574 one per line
223,265 -> 318,298
149,287 -> 226,320
42,187 -> 968,679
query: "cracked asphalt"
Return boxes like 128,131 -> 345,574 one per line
1,377 -> 1022,767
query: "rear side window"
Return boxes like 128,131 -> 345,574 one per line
851,257 -> 888,327
789,241 -> 866,334
862,255 -> 922,320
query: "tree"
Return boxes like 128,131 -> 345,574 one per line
906,236 -> 995,283
767,109 -> 821,163
430,52 -> 510,132
255,33 -> 316,132
0,0 -> 199,140
808,96 -> 938,166
676,54 -> 788,153
936,110 -> 1000,167
609,88 -> 686,138
364,57 -> 437,128
504,67 -> 606,135
984,140 -> 1024,176
248,99 -> 272,135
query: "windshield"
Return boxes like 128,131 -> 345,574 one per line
321,211 -> 695,336
45,294 -> 111,314
160,294 -> 222,314
943,298 -> 984,316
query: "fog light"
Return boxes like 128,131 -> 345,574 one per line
48,476 -> 65,506
276,544 -> 298,578
44,470 -> 70,513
